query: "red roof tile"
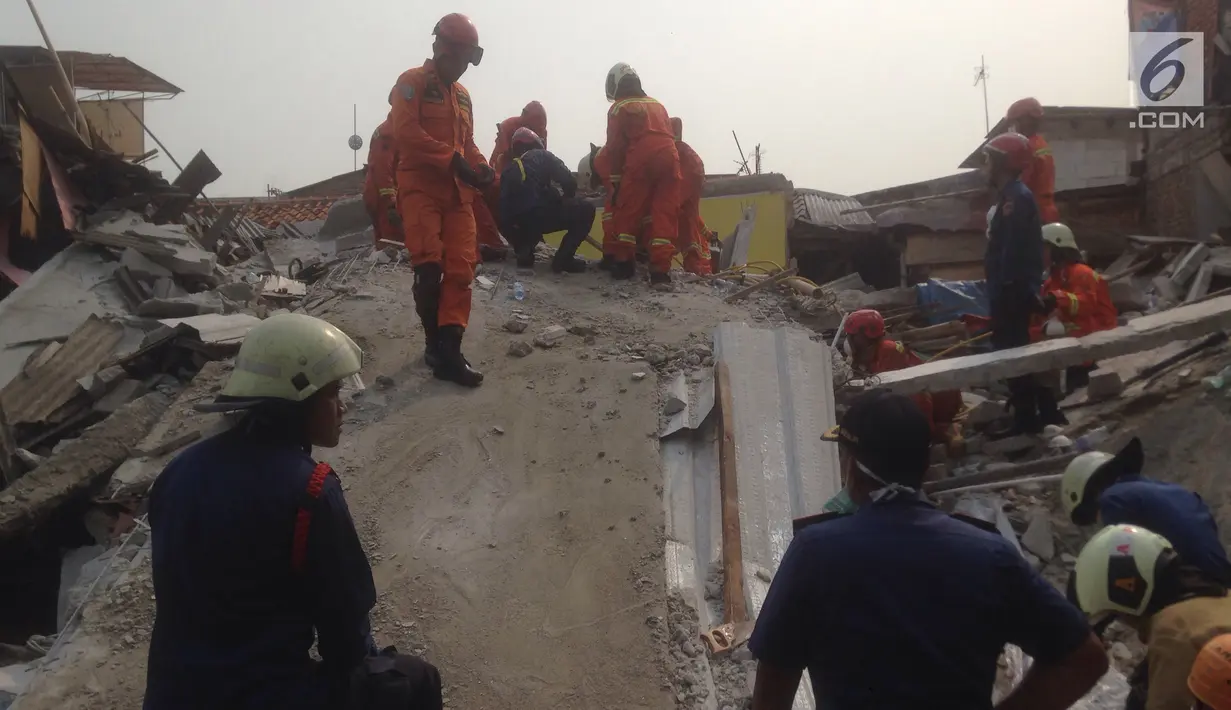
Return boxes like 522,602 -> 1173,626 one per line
186,197 -> 339,229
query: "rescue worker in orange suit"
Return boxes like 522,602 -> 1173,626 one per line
470,101 -> 548,262
670,117 -> 713,276
841,309 -> 964,447
604,62 -> 681,284
578,144 -> 632,272
1033,222 -> 1118,393
1006,97 -> 1060,224
362,91 -> 399,247
391,13 -> 492,388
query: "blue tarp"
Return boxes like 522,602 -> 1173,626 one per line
916,278 -> 989,325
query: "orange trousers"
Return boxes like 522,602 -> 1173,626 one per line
611,149 -> 680,273
364,188 -> 392,246
676,191 -> 711,276
399,190 -> 477,329
472,182 -> 506,253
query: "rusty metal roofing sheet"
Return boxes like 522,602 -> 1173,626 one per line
792,189 -> 874,229
0,46 -> 182,94
0,314 -> 124,426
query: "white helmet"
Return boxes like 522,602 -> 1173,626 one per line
1042,222 -> 1079,250
211,313 -> 363,409
1072,524 -> 1174,618
605,62 -> 638,102
577,153 -> 594,191
1060,437 -> 1144,525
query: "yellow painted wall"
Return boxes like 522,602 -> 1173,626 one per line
543,191 -> 789,267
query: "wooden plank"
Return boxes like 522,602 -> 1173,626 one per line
18,115 -> 42,239
715,362 -> 748,626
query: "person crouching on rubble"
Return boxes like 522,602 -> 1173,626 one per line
143,313 -> 443,710
839,308 -> 963,449
1034,222 -> 1118,393
498,127 -> 595,273
1189,633 -> 1231,710
748,388 -> 1108,710
1060,437 -> 1231,586
1069,524 -> 1231,710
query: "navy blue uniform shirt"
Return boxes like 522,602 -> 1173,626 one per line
985,178 -> 1044,296
144,425 -> 377,710
748,499 -> 1090,709
499,148 -> 577,223
1099,476 -> 1231,585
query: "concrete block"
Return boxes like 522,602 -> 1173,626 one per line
1020,513 -> 1055,560
1086,369 -> 1124,400
136,292 -> 226,319
533,326 -> 568,348
966,399 -> 1007,428
1170,243 -> 1211,288
1186,262 -> 1215,303
120,247 -> 173,282
1108,279 -> 1149,312
873,295 -> 1231,396
1152,274 -> 1180,304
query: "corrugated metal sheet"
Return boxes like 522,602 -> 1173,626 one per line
0,314 -> 124,426
661,323 -> 840,710
792,189 -> 874,229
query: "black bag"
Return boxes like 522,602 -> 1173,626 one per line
345,646 -> 442,710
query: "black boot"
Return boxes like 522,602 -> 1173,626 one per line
515,250 -> 536,269
611,260 -> 636,280
1004,376 -> 1043,436
598,255 -> 616,272
649,271 -> 672,285
413,264 -> 443,368
552,255 -> 588,273
433,325 -> 484,388
1037,385 -> 1068,427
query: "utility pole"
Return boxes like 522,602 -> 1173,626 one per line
731,131 -> 751,175
754,145 -> 762,175
353,104 -> 357,171
973,55 -> 991,134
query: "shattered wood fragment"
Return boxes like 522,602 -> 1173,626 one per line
0,392 -> 171,539
0,404 -> 17,487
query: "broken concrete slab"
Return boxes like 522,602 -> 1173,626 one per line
136,291 -> 225,319
1020,513 -> 1056,560
533,326 -> 567,348
158,313 -> 261,347
1152,274 -> 1181,304
77,213 -> 217,277
0,391 -> 170,538
1086,369 -> 1125,401
120,247 -> 173,282
1187,262 -> 1215,303
1108,280 -> 1149,313
663,394 -> 687,417
872,295 -> 1231,396
1171,243 -> 1211,288
93,379 -> 149,415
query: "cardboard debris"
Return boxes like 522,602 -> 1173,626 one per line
873,295 -> 1231,396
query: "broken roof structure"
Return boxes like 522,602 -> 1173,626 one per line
0,47 -> 182,96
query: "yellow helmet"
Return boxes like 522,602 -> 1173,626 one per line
1072,524 -> 1174,618
1042,222 -> 1079,250
1060,437 -> 1143,525
605,62 -> 638,102
217,313 -> 363,406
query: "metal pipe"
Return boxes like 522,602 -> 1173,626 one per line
22,0 -> 92,147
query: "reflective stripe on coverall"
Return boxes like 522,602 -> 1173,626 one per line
675,139 -> 712,275
606,96 -> 680,272
592,146 -> 624,258
392,59 -> 488,329
1022,134 -> 1060,224
362,117 -> 398,246
1029,262 -> 1119,340
474,115 -> 551,254
865,339 -> 963,442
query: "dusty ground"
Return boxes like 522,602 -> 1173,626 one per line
17,249 -> 769,709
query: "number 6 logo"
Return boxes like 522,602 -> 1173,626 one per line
1141,36 -> 1194,103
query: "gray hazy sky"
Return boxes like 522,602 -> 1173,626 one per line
3,0 -> 1130,197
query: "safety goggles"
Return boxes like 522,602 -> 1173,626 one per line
441,39 -> 483,66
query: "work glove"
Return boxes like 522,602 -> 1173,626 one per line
450,152 -> 481,187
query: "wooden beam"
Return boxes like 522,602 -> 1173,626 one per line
715,362 -> 748,625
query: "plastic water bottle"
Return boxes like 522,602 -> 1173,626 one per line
1075,426 -> 1110,453
512,282 -> 525,301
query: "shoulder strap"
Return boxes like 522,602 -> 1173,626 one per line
291,462 -> 334,573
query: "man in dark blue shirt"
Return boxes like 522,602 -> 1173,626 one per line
145,313 -> 442,710
982,131 -> 1063,435
1060,436 -> 1231,586
749,389 -> 1108,710
498,127 -> 596,273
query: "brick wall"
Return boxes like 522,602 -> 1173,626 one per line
1186,0 -> 1218,90
1147,167 -> 1196,237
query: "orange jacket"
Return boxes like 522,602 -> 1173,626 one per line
390,59 -> 487,203
363,116 -> 398,201
490,116 -> 548,176
605,96 -> 677,181
676,139 -> 705,194
863,340 -> 962,437
1022,134 -> 1060,223
1036,262 -> 1118,338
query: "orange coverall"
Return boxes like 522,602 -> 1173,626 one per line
1022,134 -> 1060,224
1030,262 -> 1118,340
363,117 -> 398,246
675,139 -> 712,275
864,339 -> 963,442
606,97 -> 680,273
391,59 -> 488,329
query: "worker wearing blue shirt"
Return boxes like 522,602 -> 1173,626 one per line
1061,437 -> 1231,586
498,127 -> 596,273
144,313 -> 442,710
748,389 -> 1108,710
982,131 -> 1063,435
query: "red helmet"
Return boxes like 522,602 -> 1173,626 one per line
1006,97 -> 1044,122
843,309 -> 885,339
521,101 -> 547,131
511,127 -> 544,152
433,13 -> 483,66
983,132 -> 1032,172
670,117 -> 683,140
